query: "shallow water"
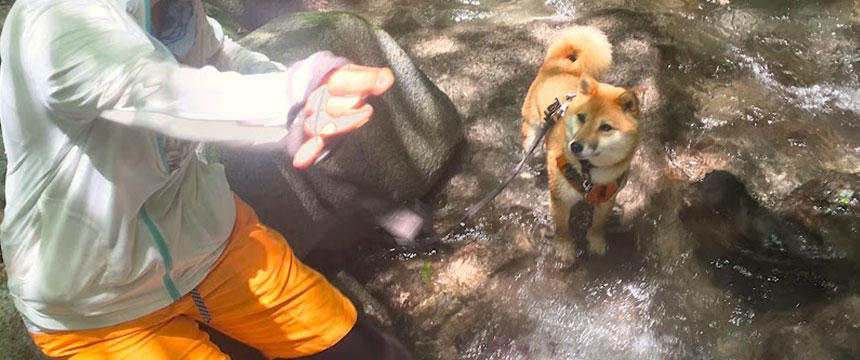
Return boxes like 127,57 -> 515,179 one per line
308,0 -> 860,359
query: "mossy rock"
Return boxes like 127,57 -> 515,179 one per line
203,2 -> 245,39
202,0 -> 298,31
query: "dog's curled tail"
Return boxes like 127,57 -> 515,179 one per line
545,26 -> 613,78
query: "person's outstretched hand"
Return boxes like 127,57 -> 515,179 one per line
291,64 -> 395,168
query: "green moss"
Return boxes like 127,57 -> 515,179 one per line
295,11 -> 362,26
203,2 -> 244,39
823,189 -> 857,216
420,261 -> 433,284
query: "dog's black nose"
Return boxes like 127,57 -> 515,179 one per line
570,141 -> 584,154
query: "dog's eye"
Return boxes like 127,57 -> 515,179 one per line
577,113 -> 586,123
599,123 -> 613,132
568,54 -> 578,62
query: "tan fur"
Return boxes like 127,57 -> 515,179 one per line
521,26 -> 612,150
521,27 -> 640,261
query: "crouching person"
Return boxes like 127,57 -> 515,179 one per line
0,0 -> 413,358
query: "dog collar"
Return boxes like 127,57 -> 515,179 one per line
555,155 -> 626,204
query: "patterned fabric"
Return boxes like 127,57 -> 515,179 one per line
189,288 -> 211,323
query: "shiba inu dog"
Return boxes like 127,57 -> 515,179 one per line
521,26 -> 640,261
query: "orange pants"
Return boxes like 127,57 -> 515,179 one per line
31,197 -> 357,359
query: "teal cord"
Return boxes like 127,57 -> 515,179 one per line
140,207 -> 181,301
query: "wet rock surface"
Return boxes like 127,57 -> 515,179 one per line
760,295 -> 860,360
299,1 -> 860,359
777,172 -> 860,264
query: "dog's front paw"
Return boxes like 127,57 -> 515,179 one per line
553,239 -> 577,262
586,231 -> 607,256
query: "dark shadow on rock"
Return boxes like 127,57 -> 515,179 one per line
586,227 -> 640,275
679,170 -> 858,309
651,42 -> 700,147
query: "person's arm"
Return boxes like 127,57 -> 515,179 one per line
26,1 -> 347,145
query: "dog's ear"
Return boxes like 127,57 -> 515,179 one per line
617,90 -> 639,117
578,75 -> 597,96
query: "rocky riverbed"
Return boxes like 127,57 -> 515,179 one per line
298,1 -> 860,359
0,0 -> 858,359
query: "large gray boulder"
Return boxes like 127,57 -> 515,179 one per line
215,11 -> 463,257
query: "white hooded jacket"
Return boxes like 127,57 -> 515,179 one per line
0,0 -> 347,331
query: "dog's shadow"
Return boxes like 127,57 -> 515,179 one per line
565,202 -> 640,275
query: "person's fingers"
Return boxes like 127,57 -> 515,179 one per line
320,122 -> 338,136
370,67 -> 395,95
325,95 -> 362,117
323,104 -> 372,135
292,136 -> 325,168
328,65 -> 394,96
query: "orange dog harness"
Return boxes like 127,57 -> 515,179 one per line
556,155 -> 625,204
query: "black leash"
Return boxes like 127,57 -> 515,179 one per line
407,95 -> 572,252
